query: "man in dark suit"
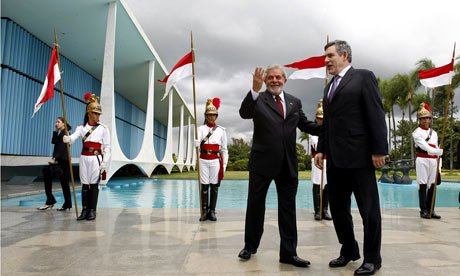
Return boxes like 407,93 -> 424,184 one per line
238,65 -> 319,267
314,40 -> 388,276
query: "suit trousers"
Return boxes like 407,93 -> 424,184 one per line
327,161 -> 382,264
42,160 -> 72,208
244,159 -> 299,258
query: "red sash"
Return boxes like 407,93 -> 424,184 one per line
81,141 -> 102,156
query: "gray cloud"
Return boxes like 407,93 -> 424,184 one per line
126,0 -> 460,146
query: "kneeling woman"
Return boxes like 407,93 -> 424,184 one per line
196,98 -> 228,221
64,93 -> 110,221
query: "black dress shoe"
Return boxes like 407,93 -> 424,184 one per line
420,210 -> 431,219
329,255 -> 360,267
57,206 -> 71,211
322,211 -> 332,220
314,211 -> 321,220
431,211 -> 441,219
354,262 -> 381,275
238,248 -> 256,260
279,255 -> 311,267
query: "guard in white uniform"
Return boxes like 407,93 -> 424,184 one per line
196,98 -> 228,221
310,100 -> 331,221
64,93 -> 111,221
412,102 -> 442,219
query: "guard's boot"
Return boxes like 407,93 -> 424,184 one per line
426,185 -> 441,219
322,186 -> 332,220
313,185 -> 321,220
419,184 -> 430,219
77,185 -> 90,221
208,184 -> 219,221
86,184 -> 99,220
199,184 -> 209,221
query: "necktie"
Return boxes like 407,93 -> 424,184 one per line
276,95 -> 284,117
328,75 -> 340,103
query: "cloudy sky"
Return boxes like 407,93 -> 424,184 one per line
126,0 -> 460,146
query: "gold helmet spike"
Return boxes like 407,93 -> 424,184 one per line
315,99 -> 323,119
205,98 -> 220,115
84,93 -> 102,114
417,102 -> 432,119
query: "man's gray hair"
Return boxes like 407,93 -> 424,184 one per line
324,40 -> 352,63
265,64 -> 287,79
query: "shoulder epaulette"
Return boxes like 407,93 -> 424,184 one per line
217,125 -> 226,130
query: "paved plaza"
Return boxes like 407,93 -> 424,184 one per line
1,182 -> 460,275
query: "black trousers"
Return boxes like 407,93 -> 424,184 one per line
327,161 -> 382,264
244,160 -> 299,258
42,160 -> 72,208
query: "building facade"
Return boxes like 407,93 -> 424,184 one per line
1,0 -> 196,182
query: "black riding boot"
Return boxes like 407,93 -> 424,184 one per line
77,185 -> 90,220
199,184 -> 209,221
426,185 -> 441,219
322,185 -> 332,220
418,184 -> 430,219
208,184 -> 219,221
313,185 -> 321,220
86,184 -> 99,220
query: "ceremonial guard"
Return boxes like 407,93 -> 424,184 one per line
310,100 -> 331,221
412,102 -> 443,219
64,93 -> 111,221
196,98 -> 228,221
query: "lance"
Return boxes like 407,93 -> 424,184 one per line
190,31 -> 205,221
430,42 -> 456,217
54,29 -> 79,217
319,35 -> 329,220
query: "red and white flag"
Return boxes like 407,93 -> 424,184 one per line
419,59 -> 454,88
285,55 -> 326,80
32,46 -> 61,117
158,51 -> 193,101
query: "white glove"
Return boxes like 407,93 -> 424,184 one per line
222,151 -> 229,172
101,151 -> 111,173
63,135 -> 71,143
100,161 -> 107,173
435,149 -> 443,157
194,139 -> 200,148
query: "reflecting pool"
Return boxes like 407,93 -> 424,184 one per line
1,179 -> 459,209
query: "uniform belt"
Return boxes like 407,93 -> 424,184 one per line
200,149 -> 220,155
82,146 -> 102,156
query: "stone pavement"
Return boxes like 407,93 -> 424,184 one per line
1,205 -> 460,275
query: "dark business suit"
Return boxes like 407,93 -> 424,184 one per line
318,67 -> 388,264
42,130 -> 72,208
240,90 -> 319,258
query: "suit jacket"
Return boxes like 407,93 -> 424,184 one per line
318,67 -> 388,168
240,90 -> 319,177
52,130 -> 69,161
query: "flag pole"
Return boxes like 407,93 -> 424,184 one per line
54,29 -> 79,217
319,35 -> 329,220
430,42 -> 456,217
190,31 -> 204,220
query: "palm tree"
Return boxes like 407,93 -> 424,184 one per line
392,74 -> 410,159
380,78 -> 394,160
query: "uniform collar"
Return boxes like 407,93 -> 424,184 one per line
206,122 -> 216,128
420,125 -> 430,130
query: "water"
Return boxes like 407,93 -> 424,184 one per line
1,179 -> 459,209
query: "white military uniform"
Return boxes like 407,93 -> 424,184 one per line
413,126 -> 441,189
310,135 -> 327,187
68,123 -> 111,185
197,123 -> 228,184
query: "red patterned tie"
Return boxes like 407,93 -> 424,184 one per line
276,95 -> 284,117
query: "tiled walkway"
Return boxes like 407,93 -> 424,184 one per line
2,204 -> 460,275
2,181 -> 460,275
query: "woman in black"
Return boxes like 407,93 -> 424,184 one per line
38,117 -> 72,211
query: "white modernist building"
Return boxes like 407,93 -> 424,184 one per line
1,0 -> 197,182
